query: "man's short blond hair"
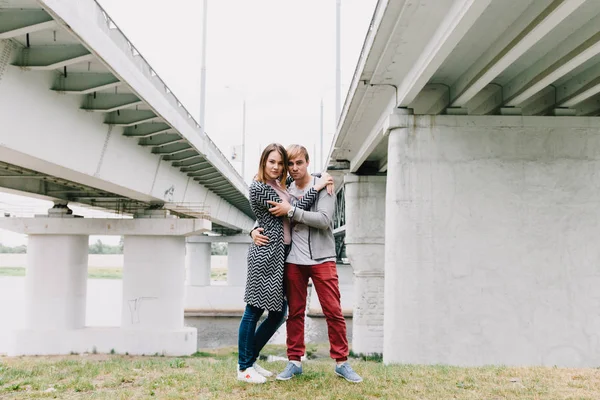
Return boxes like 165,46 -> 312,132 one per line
286,144 -> 309,162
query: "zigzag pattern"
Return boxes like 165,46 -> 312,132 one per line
244,180 -> 319,311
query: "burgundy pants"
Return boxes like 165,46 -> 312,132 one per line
284,261 -> 348,361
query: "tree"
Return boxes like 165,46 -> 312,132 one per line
211,242 -> 227,255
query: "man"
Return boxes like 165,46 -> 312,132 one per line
251,144 -> 362,383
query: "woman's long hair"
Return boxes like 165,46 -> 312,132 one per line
256,143 -> 288,189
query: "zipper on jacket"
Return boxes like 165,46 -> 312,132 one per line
308,176 -> 316,259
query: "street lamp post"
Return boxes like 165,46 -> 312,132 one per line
199,0 -> 208,133
241,98 -> 246,180
320,98 -> 324,171
226,86 -> 246,181
335,0 -> 341,123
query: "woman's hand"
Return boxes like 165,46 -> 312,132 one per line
315,172 -> 335,194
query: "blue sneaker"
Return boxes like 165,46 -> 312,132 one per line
276,362 -> 302,381
335,362 -> 363,383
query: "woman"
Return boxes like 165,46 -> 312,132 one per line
237,143 -> 332,384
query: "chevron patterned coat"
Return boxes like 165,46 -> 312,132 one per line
245,180 -> 319,311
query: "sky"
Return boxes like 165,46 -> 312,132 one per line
0,0 -> 378,246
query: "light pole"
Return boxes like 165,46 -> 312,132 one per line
320,98 -> 324,171
225,86 -> 246,181
199,0 -> 208,133
335,0 -> 341,124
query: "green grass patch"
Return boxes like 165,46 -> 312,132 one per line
1,348 -> 599,399
0,267 -> 25,277
87,267 -> 122,279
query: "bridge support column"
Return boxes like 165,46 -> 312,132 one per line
120,234 -> 196,355
384,117 -> 600,367
227,242 -> 249,286
184,235 -> 250,315
185,241 -> 211,286
344,175 -> 386,355
0,215 -> 209,356
25,234 -> 89,331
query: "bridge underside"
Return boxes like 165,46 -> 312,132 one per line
0,0 -> 253,234
330,0 -> 600,367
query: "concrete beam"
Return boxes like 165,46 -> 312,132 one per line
0,20 -> 57,39
138,135 -> 186,148
173,156 -> 206,167
105,110 -> 158,126
123,123 -> 173,138
451,0 -> 585,107
558,75 -> 600,107
81,94 -> 143,113
13,45 -> 94,70
409,84 -> 450,115
506,30 -> 600,106
187,234 -> 251,244
397,0 -> 492,107
466,84 -> 503,115
0,217 -> 211,236
0,10 -> 55,39
350,108 -> 412,173
52,73 -> 122,94
154,146 -> 194,156
502,9 -> 600,106
38,0 -> 248,199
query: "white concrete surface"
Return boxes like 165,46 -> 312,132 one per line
384,116 -> 600,367
186,242 -> 211,286
185,285 -> 245,314
122,236 -> 186,331
9,327 -> 197,356
0,37 -> 252,232
344,175 -> 386,355
227,242 -> 249,287
25,235 -> 89,330
0,217 -> 211,236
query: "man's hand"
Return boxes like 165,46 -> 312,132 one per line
251,227 -> 269,246
267,199 -> 292,217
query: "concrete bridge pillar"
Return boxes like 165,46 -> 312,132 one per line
185,241 -> 211,286
0,214 -> 209,356
184,235 -> 250,315
344,174 -> 386,355
121,235 -> 186,331
227,241 -> 250,287
25,234 -> 89,330
384,117 -> 600,367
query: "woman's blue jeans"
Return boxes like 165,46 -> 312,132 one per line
238,302 -> 287,370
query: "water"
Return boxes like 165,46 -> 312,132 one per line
0,277 -> 352,352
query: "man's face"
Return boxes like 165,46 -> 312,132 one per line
288,154 -> 309,181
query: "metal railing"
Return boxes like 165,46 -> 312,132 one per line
92,1 -> 245,189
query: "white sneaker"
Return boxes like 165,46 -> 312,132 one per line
237,367 -> 267,384
253,362 -> 273,377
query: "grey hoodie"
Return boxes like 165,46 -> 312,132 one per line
289,180 -> 336,261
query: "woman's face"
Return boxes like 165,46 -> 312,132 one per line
264,150 -> 284,181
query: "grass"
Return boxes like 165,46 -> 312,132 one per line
0,267 -> 228,281
0,345 -> 599,399
0,267 -> 25,277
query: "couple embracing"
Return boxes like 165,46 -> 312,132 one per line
237,143 -> 362,384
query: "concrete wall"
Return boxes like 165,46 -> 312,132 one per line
385,116 -> 600,367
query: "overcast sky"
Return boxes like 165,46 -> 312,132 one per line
0,0 -> 377,245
